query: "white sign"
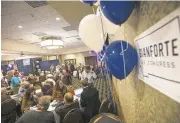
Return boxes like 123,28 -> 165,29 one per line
135,8 -> 180,103
23,59 -> 30,66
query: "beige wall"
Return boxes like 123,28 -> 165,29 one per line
111,1 -> 180,123
60,51 -> 96,65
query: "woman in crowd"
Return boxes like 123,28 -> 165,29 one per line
54,72 -> 60,82
21,86 -> 35,113
27,74 -> 37,85
52,80 -> 67,101
41,79 -> 54,96
67,87 -> 75,95
1,76 -> 8,87
18,81 -> 30,97
16,96 -> 55,123
11,71 -> 21,94
62,68 -> 72,85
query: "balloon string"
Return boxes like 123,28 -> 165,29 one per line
91,5 -> 96,14
120,41 -> 127,79
91,6 -> 106,41
99,9 -> 106,41
118,25 -> 129,51
124,32 -> 129,51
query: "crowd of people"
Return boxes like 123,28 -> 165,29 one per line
1,62 -> 113,123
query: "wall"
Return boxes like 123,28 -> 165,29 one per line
60,51 -> 96,65
112,1 -> 180,123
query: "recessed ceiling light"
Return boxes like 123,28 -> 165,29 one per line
18,25 -> 23,28
40,20 -> 48,24
56,17 -> 60,21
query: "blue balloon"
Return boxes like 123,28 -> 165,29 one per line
105,41 -> 138,79
81,0 -> 97,5
100,1 -> 135,25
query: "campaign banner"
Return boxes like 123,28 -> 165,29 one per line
23,59 -> 30,66
135,8 -> 180,103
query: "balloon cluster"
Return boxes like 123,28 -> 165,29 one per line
36,61 -> 40,69
7,64 -> 13,71
79,1 -> 138,80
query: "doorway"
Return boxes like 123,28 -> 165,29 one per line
85,56 -> 97,66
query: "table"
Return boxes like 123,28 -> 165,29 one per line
11,94 -> 22,103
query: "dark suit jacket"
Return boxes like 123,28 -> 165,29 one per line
1,95 -> 16,123
55,101 -> 79,123
80,86 -> 101,119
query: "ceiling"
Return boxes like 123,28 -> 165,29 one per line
48,1 -> 96,30
1,1 -> 92,58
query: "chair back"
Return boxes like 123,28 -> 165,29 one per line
99,99 -> 109,113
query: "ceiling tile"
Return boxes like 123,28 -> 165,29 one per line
1,1 -> 86,50
1,1 -> 32,16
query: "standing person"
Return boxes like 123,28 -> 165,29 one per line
80,79 -> 101,121
11,71 -> 21,94
18,81 -> 30,97
52,81 -> 67,101
7,70 -> 13,86
1,76 -> 8,87
16,96 -> 55,123
81,65 -> 97,84
1,87 -> 17,123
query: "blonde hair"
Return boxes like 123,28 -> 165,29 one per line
1,87 -> 6,95
38,96 -> 51,111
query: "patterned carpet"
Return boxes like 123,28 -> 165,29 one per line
67,77 -> 112,101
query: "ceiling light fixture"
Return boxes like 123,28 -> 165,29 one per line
56,17 -> 60,21
40,36 -> 64,49
18,25 -> 23,28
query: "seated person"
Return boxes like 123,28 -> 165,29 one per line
80,79 -> 101,121
55,93 -> 79,123
21,87 -> 35,113
1,87 -> 16,123
16,96 -> 55,123
52,81 -> 67,101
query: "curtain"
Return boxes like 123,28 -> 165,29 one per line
39,60 -> 59,71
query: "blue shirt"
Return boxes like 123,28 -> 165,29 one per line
11,76 -> 20,87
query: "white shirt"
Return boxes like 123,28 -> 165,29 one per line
81,71 -> 97,84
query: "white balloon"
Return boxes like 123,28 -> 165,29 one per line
96,7 -> 119,34
79,14 -> 105,52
